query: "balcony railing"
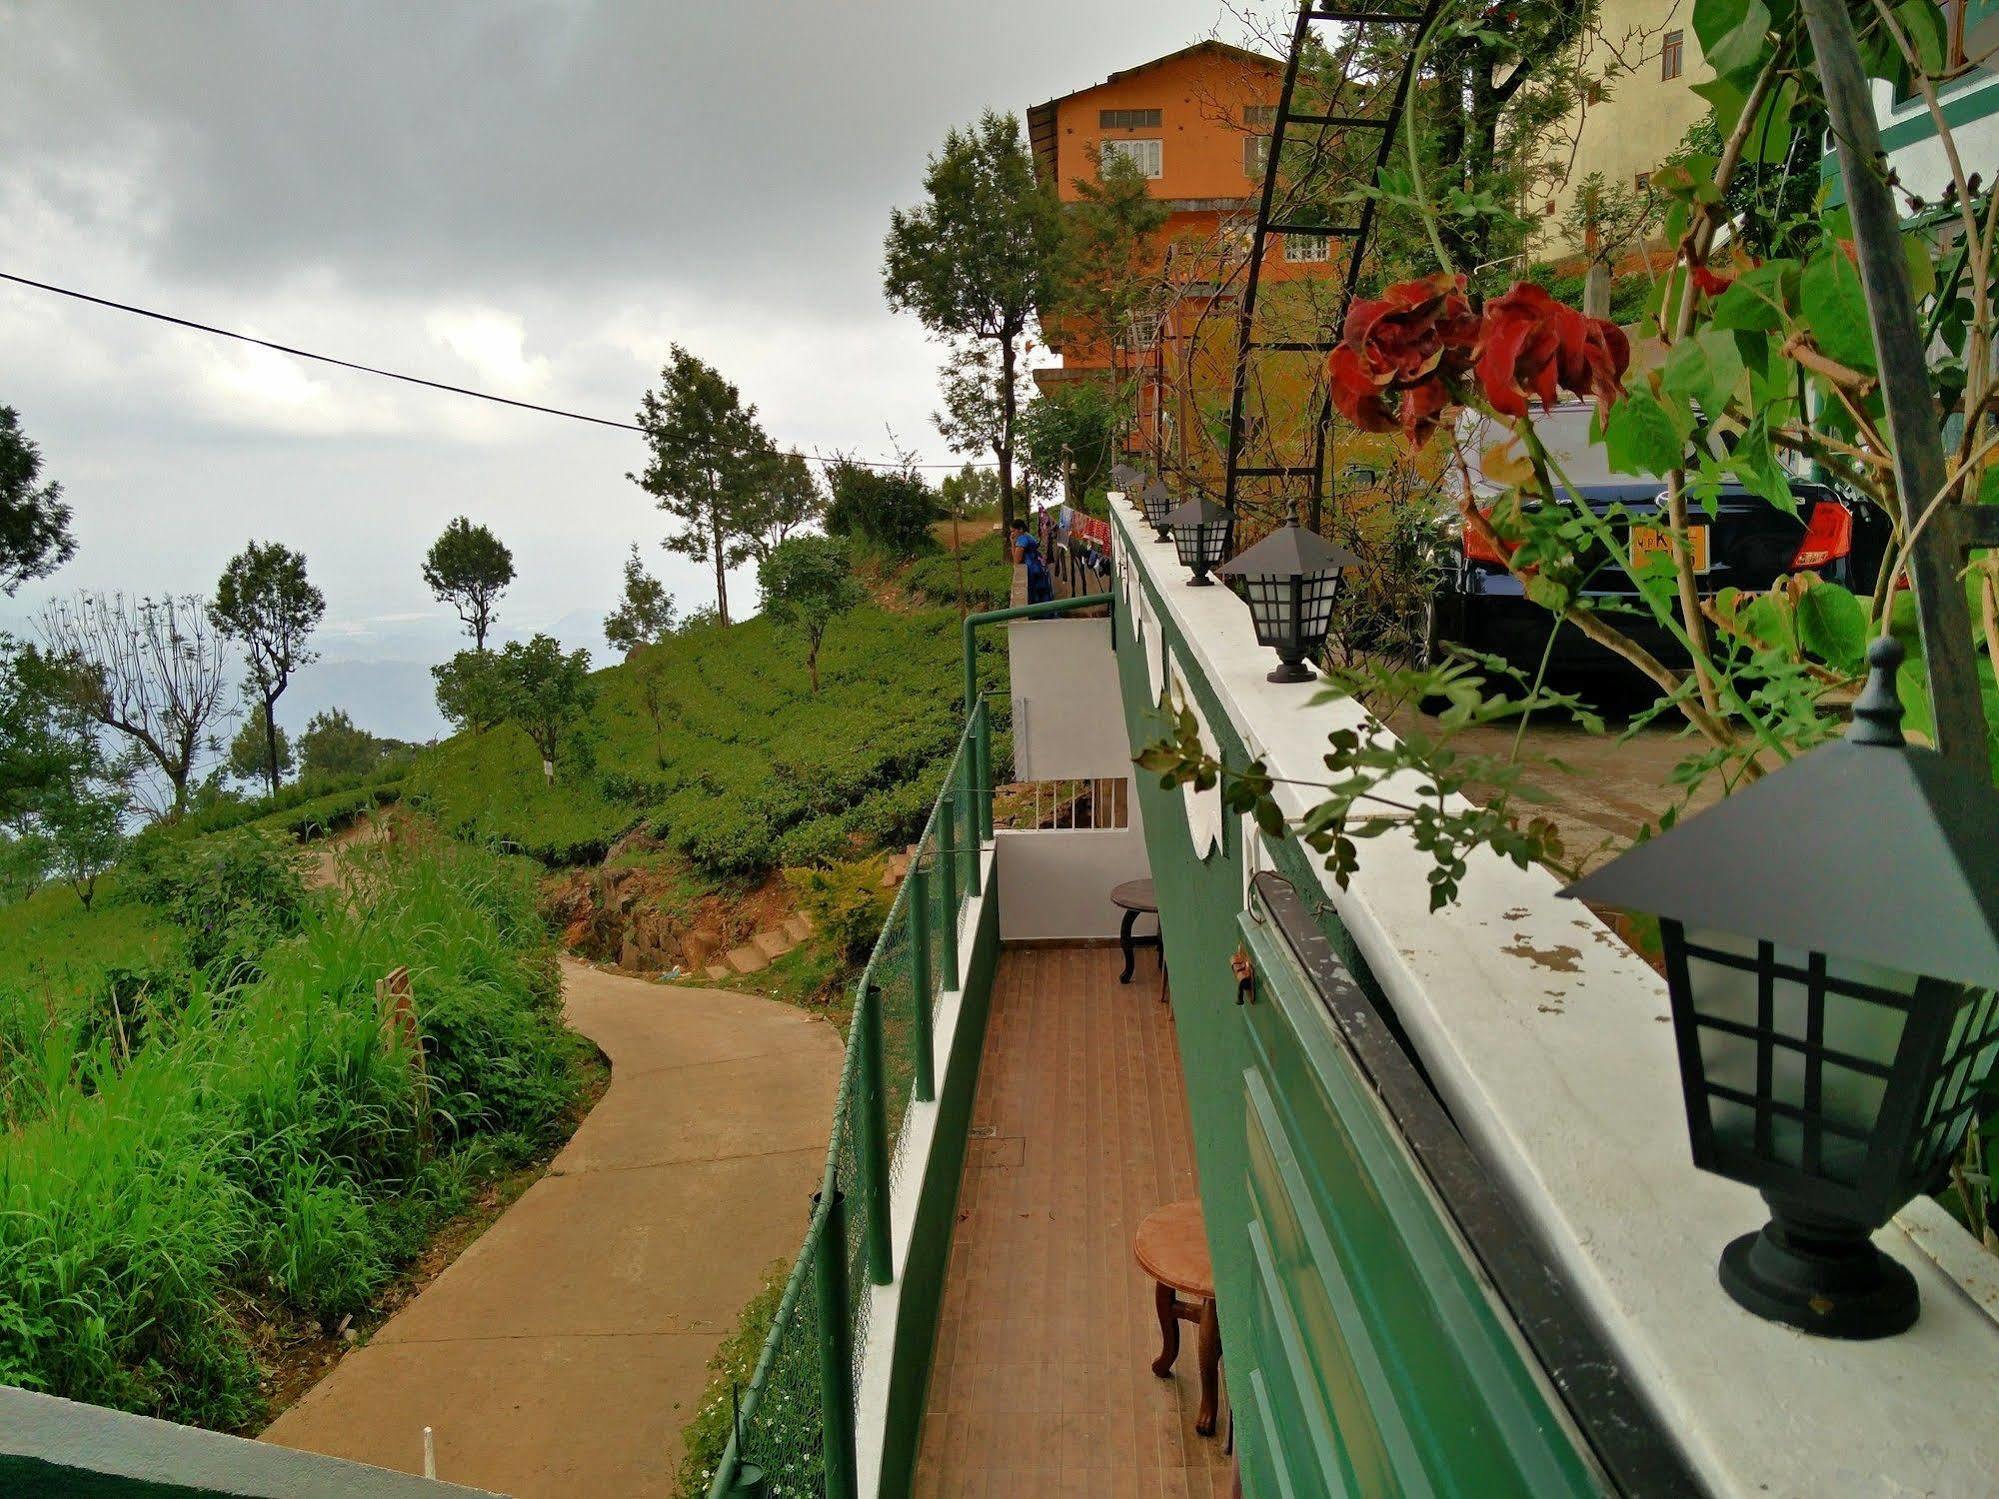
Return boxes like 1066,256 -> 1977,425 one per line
706,700 -> 993,1499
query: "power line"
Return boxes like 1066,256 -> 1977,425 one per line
0,269 -> 999,470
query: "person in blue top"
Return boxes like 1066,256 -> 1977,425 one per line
1012,517 -> 1055,604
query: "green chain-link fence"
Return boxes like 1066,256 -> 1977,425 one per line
707,701 -> 991,1499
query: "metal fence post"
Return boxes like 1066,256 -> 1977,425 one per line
811,1190 -> 857,1499
960,744 -> 982,898
936,796 -> 960,988
856,985 -> 894,1286
907,865 -> 936,1104
974,698 -> 994,845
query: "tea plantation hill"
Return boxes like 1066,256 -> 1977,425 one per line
403,532 -> 1014,963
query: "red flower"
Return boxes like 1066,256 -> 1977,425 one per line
1690,264 -> 1734,297
1474,282 -> 1630,420
1327,272 -> 1480,444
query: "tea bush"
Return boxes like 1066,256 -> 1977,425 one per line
407,602 -> 1004,880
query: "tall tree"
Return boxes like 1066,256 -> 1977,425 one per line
932,344 -> 1030,504
299,707 -> 407,780
631,346 -> 767,627
758,536 -> 864,694
0,635 -> 123,907
226,713 -> 293,790
422,517 -> 515,650
1019,378 -> 1124,504
493,634 -> 595,784
741,447 -> 824,564
0,406 -> 76,595
884,110 -> 1062,531
1054,149 -> 1170,395
34,593 -> 232,822
603,543 -> 679,655
432,649 -> 507,735
211,540 -> 324,798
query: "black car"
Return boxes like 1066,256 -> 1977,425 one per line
1423,404 -> 1889,683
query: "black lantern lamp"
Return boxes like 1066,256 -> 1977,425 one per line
1139,477 -> 1176,540
1215,522 -> 1359,682
1112,462 -> 1145,493
1165,495 -> 1233,586
1565,638 -> 1999,1339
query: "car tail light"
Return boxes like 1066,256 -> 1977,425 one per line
1462,515 -> 1519,566
1791,500 -> 1854,569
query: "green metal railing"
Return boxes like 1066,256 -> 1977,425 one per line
707,701 -> 993,1499
708,591 -> 1111,1499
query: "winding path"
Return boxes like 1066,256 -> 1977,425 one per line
262,959 -> 842,1496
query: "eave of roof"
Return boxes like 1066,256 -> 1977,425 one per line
1027,39 -> 1282,182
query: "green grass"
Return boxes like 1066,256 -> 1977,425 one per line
0,882 -> 172,1003
0,835 -> 589,1429
406,599 -> 1004,877
675,1260 -> 791,1499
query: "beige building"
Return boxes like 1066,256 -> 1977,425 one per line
1537,0 -> 1706,259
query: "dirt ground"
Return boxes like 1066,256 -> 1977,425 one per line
1383,705 -> 1722,878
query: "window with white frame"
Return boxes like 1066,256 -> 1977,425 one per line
1283,232 -> 1330,263
1245,134 -> 1270,177
1099,138 -> 1163,179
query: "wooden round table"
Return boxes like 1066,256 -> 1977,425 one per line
1110,877 -> 1160,984
1134,1198 -> 1220,1437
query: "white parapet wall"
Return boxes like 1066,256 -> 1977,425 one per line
998,613 -> 1151,941
1109,492 -> 1999,1498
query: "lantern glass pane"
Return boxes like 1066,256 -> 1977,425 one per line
1686,929 -> 1909,1183
1300,571 -> 1340,640
1909,985 -> 1999,1180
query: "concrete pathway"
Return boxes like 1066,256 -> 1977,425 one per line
262,959 -> 842,1497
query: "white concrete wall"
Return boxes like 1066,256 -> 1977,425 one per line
1007,616 -> 1130,781
1109,493 -> 1999,1499
1875,74 -> 1999,203
1000,612 -> 1152,940
994,823 -> 1152,942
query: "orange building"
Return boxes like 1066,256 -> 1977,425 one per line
1027,41 -> 1346,483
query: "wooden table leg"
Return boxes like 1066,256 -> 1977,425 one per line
1195,1297 -> 1221,1437
1120,909 -> 1140,983
1151,1280 -> 1180,1376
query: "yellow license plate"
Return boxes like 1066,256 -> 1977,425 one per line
1631,524 -> 1710,574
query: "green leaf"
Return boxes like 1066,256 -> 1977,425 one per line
1710,260 -> 1795,332
1661,329 -> 1746,420
1732,414 -> 1797,517
1796,581 -> 1869,672
1692,75 -> 1748,137
1744,79 -> 1797,166
1801,246 -> 1878,373
1897,0 -> 1948,75
1904,231 -> 1937,303
1696,0 -> 1773,80
1603,389 -> 1690,477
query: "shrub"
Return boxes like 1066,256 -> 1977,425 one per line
120,827 -> 308,972
674,1262 -> 790,1499
824,460 -> 941,556
785,855 -> 891,962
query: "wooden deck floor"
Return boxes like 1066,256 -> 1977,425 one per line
913,946 -> 1233,1498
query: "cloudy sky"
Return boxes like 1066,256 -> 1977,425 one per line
1,0 -> 1255,739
